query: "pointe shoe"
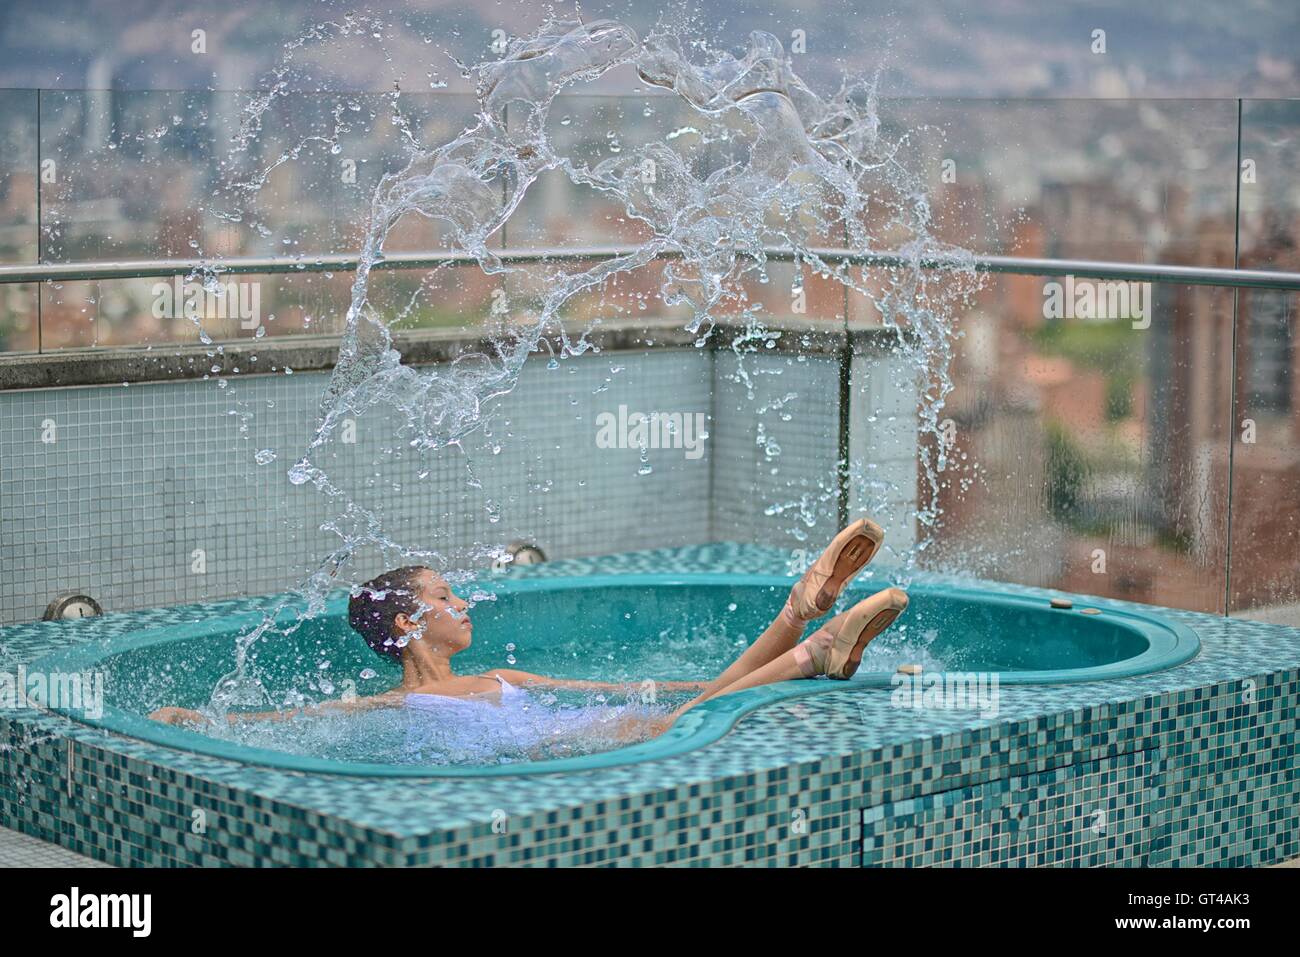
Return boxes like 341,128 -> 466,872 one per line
784,517 -> 885,622
793,587 -> 908,680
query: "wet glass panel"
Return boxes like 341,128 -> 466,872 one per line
37,265 -> 497,349
923,275 -> 1233,614
34,90 -> 479,347
1228,101 -> 1300,623
1228,288 -> 1300,624
1239,99 -> 1300,272
0,89 -> 38,352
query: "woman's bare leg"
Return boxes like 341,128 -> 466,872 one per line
664,588 -> 907,723
687,518 -> 883,701
676,606 -> 855,712
690,603 -> 810,702
580,622 -> 821,748
525,608 -> 855,751
655,646 -> 813,726
694,646 -> 812,699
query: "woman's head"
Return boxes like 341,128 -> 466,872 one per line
348,566 -> 473,661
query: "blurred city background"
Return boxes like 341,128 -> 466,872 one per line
0,1 -> 1296,621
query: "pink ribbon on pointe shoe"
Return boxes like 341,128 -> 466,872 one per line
793,629 -> 833,678
780,599 -> 806,627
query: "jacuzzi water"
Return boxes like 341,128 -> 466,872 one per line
31,572 -> 1199,777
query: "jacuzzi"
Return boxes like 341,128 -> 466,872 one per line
28,573 -> 1200,778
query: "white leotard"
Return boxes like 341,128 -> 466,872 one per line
403,673 -> 523,713
399,674 -> 650,761
208,674 -> 663,767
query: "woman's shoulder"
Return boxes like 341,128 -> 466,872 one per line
476,668 -> 534,685
408,674 -> 504,698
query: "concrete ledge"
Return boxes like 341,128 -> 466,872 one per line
0,319 -> 900,391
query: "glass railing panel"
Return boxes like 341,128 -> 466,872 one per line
0,89 -> 38,351
878,98 -> 1240,265
1238,99 -> 1300,272
32,89 -> 481,349
1227,287 -> 1300,624
920,273 -> 1233,614
1227,100 -> 1300,622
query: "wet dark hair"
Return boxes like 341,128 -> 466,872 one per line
348,566 -> 431,660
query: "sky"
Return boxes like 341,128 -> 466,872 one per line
0,0 -> 1295,100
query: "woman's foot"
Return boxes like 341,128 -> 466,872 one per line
792,587 -> 908,680
784,517 -> 885,623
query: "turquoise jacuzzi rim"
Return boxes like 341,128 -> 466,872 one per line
27,573 -> 1202,779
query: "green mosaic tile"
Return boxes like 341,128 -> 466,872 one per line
2,544 -> 1299,866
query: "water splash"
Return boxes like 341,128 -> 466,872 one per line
205,16 -> 981,714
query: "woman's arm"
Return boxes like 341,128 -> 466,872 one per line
486,669 -> 708,694
150,691 -> 404,728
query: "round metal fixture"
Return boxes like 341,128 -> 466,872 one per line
491,541 -> 548,571
43,593 -> 103,621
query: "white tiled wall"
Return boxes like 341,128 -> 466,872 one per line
710,350 -> 842,548
848,352 -> 919,563
0,349 -> 715,623
0,345 -> 918,624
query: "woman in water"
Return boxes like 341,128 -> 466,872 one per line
151,517 -> 908,745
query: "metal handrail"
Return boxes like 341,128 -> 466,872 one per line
2,247 -> 1299,290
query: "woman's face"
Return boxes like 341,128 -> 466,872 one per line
393,570 -> 473,653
